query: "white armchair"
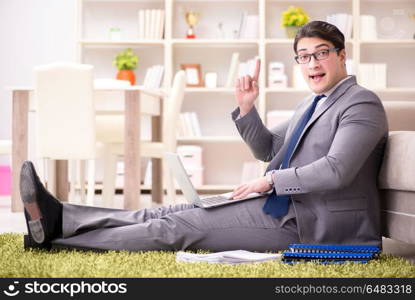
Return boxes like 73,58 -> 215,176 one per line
34,62 -> 105,205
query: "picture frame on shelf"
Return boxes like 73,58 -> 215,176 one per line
181,64 -> 204,87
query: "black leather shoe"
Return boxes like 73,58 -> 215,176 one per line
23,234 -> 51,250
20,161 -> 63,248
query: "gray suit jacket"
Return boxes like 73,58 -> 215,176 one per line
232,76 -> 388,246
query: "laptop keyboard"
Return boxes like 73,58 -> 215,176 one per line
199,195 -> 230,206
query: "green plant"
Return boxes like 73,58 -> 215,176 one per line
281,6 -> 309,27
113,48 -> 138,70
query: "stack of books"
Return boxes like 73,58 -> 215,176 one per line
282,244 -> 381,264
326,14 -> 353,39
360,15 -> 377,40
137,9 -> 165,39
238,12 -> 259,39
178,112 -> 202,137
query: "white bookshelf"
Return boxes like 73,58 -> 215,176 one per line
76,0 -> 415,192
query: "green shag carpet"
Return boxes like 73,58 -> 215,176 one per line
1,233 -> 414,278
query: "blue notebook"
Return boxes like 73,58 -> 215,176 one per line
282,244 -> 380,264
288,244 -> 380,255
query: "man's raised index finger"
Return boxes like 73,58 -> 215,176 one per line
253,58 -> 261,81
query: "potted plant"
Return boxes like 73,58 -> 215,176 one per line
281,6 -> 309,39
113,48 -> 138,85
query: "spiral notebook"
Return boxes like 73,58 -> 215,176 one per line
282,244 -> 381,264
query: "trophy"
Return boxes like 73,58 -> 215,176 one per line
185,11 -> 200,39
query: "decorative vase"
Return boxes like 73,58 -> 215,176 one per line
116,70 -> 136,85
285,26 -> 300,39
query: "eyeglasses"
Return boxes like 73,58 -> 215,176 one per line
295,48 -> 339,64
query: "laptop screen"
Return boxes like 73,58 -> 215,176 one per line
164,152 -> 200,204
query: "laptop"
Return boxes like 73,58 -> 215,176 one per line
164,152 -> 271,208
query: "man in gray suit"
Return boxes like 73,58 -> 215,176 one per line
230,20 -> 388,246
20,21 -> 387,252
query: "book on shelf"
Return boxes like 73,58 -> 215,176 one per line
237,12 -> 248,39
238,12 -> 259,39
183,112 -> 195,136
138,9 -> 165,39
242,15 -> 259,39
150,9 -> 157,39
326,14 -> 353,39
158,9 -> 165,40
360,15 -> 377,40
144,10 -> 151,38
178,112 -> 202,138
189,112 -> 202,136
225,52 -> 240,88
143,65 -> 164,88
138,10 -> 145,39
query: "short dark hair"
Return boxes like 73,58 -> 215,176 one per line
293,21 -> 345,54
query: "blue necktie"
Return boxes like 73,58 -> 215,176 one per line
263,94 -> 325,218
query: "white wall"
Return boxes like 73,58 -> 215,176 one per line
0,0 -> 77,164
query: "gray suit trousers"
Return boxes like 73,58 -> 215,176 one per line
52,198 -> 299,252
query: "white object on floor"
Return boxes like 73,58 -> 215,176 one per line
176,250 -> 282,264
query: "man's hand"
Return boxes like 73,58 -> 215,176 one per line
229,176 -> 272,200
235,59 -> 261,117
